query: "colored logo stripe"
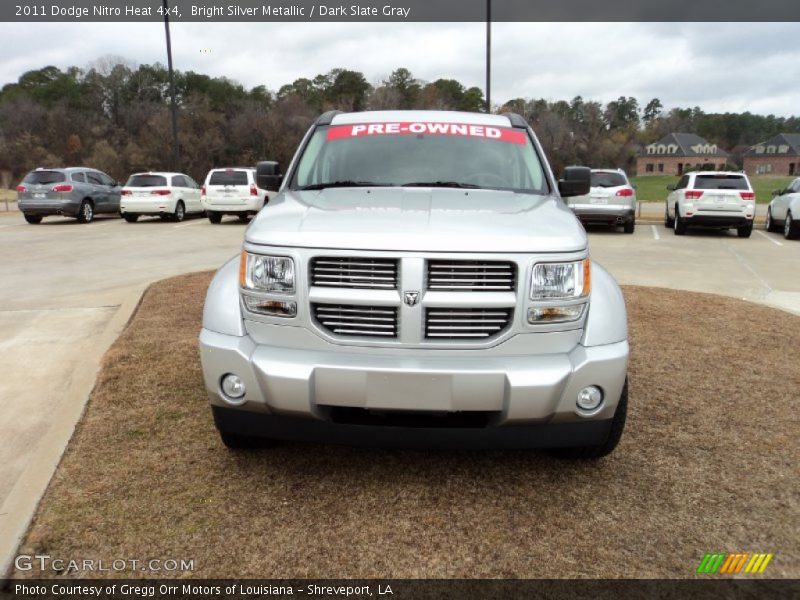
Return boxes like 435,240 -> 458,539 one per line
697,553 -> 773,574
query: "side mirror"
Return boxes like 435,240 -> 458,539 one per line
772,188 -> 783,196
558,166 -> 591,197
666,184 -> 676,191
256,161 -> 282,192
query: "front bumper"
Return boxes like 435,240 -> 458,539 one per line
19,200 -> 79,217
200,328 -> 629,446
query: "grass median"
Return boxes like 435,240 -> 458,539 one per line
14,272 -> 800,578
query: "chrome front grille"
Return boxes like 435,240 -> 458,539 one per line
313,304 -> 398,338
427,260 -> 516,291
425,308 -> 513,339
311,257 -> 398,290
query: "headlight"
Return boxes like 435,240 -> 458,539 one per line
530,258 -> 591,300
239,251 -> 295,293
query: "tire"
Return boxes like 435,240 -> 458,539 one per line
76,200 -> 94,223
551,378 -> 628,459
785,211 -> 799,240
238,213 -> 250,223
623,218 -> 635,234
207,211 -> 222,224
765,208 -> 779,233
23,214 -> 42,224
219,431 -> 274,450
122,213 -> 139,223
173,200 -> 185,222
737,223 -> 753,238
673,206 -> 686,235
664,206 -> 674,228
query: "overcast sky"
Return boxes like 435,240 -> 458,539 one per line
1,21 -> 798,116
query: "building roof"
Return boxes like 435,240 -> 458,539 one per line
744,133 -> 800,157
642,133 -> 728,157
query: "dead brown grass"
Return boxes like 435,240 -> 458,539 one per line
14,274 -> 800,578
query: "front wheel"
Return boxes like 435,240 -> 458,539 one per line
551,378 -> 628,459
76,200 -> 94,223
765,208 -> 779,232
785,212 -> 799,240
173,200 -> 185,222
24,214 -> 42,224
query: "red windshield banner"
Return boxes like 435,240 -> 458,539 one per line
326,122 -> 527,144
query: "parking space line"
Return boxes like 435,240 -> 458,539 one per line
755,230 -> 783,246
173,220 -> 206,229
651,225 -> 660,240
724,243 -> 773,297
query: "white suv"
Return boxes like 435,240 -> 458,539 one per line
665,171 -> 755,238
201,167 -> 271,223
120,172 -> 203,222
565,168 -> 636,233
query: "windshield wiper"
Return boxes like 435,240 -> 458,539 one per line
297,180 -> 387,191
401,181 -> 481,189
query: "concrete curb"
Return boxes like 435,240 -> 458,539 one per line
0,286 -> 148,581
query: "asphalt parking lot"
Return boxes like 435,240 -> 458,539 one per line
1,206 -> 799,575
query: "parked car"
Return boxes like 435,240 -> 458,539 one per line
120,172 -> 202,222
201,167 -> 272,223
765,177 -> 800,240
199,110 -> 630,458
664,171 -> 755,237
564,168 -> 636,233
16,167 -> 121,224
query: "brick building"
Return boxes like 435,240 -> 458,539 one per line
636,133 -> 728,176
743,134 -> 800,176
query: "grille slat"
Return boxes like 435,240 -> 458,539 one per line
427,260 -> 516,291
311,257 -> 399,290
425,307 -> 513,340
313,304 -> 398,339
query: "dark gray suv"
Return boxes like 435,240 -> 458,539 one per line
17,167 -> 122,224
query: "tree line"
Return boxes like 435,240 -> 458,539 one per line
1,58 -> 799,186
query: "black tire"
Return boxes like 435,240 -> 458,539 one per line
207,211 -> 222,224
173,200 -> 185,222
765,208 -> 779,233
673,206 -> 686,235
623,218 -> 635,234
122,213 -> 139,223
785,211 -> 799,240
76,200 -> 94,223
238,213 -> 250,223
551,378 -> 628,459
219,431 -> 274,449
23,214 -> 42,224
664,206 -> 674,228
737,223 -> 753,238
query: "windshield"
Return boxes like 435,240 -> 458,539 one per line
693,175 -> 749,190
126,174 -> 167,187
23,170 -> 65,184
591,172 -> 626,187
291,122 -> 549,194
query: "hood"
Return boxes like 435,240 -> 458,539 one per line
245,187 -> 586,253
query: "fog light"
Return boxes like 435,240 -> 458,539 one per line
221,373 -> 246,400
577,386 -> 603,411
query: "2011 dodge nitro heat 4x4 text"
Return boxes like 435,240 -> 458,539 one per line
199,110 -> 630,458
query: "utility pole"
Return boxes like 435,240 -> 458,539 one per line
485,0 -> 491,113
163,0 -> 181,171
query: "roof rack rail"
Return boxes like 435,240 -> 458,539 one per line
501,112 -> 528,128
317,110 -> 343,126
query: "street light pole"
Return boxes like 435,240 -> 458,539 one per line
163,0 -> 181,171
485,0 -> 491,113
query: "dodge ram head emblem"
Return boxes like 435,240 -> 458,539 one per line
404,291 -> 420,306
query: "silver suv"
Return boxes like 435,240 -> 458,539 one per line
17,167 -> 121,224
199,110 -> 630,458
665,171 -> 755,237
565,168 -> 636,233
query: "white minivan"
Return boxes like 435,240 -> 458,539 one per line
120,172 -> 203,222
201,168 -> 271,223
